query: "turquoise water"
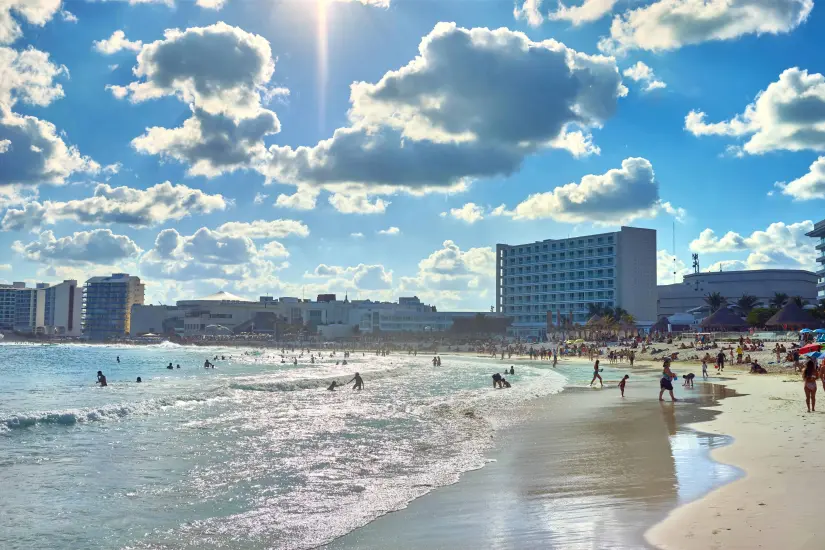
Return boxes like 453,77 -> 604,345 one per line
0,343 -> 565,549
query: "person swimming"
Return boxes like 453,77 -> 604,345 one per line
136,377 -> 142,383
327,380 -> 338,391
176,364 -> 180,369
509,366 -> 515,375
167,362 -> 173,370
116,356 -> 120,363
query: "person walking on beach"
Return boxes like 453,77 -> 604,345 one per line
590,360 -> 603,387
348,372 -> 364,390
716,350 -> 725,372
618,375 -> 629,397
702,360 -> 708,379
659,360 -> 678,402
804,359 -> 819,412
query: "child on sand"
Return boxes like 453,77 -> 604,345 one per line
618,375 -> 629,397
701,360 -> 708,379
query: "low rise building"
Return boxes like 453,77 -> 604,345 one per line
657,269 -> 817,317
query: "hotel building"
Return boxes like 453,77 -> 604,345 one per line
806,219 -> 825,300
83,273 -> 145,340
496,226 -> 657,338
0,280 -> 82,335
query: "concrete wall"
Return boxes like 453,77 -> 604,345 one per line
658,269 -> 817,316
617,227 -> 657,324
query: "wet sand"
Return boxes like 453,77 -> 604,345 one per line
327,368 -> 740,549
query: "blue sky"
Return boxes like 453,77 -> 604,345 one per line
1,0 -> 824,309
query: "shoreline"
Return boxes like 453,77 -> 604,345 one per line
645,369 -> 825,549
327,360 -> 742,549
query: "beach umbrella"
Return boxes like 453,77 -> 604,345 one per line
800,328 -> 814,333
815,329 -> 825,334
805,351 -> 824,359
800,343 -> 822,354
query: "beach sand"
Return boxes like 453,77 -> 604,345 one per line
646,370 -> 825,550
327,366 -> 739,549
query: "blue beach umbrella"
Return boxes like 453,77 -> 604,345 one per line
800,328 -> 814,333
805,351 -> 824,359
815,329 -> 825,334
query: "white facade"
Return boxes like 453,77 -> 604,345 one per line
496,226 -> 657,338
132,292 -> 487,337
658,269 -> 817,317
0,282 -> 37,333
0,280 -> 81,335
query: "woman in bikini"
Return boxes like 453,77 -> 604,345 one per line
590,359 -> 603,387
804,359 -> 819,412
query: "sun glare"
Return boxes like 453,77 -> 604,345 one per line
317,0 -> 330,134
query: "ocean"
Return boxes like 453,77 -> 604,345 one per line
0,343 -> 566,549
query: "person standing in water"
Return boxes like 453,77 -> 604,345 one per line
702,360 -> 708,379
589,360 -> 603,387
618,375 -> 629,397
96,371 -> 108,387
804,359 -> 818,412
348,372 -> 364,390
116,356 -> 120,363
659,359 -> 678,402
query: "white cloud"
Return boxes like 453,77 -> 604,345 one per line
549,0 -> 617,25
514,0 -> 544,26
689,221 -> 815,270
265,23 -> 626,204
441,202 -> 485,224
400,240 -> 495,294
260,241 -> 289,258
328,193 -> 388,214
0,138 -> 9,153
0,103 -> 99,187
1,182 -> 228,232
378,226 -> 400,235
195,0 -> 227,9
351,232 -> 364,238
214,219 -> 309,239
93,30 -> 142,55
657,249 -> 689,285
0,263 -> 10,271
599,0 -> 812,54
253,192 -> 268,205
13,229 -> 142,264
622,61 -> 666,92
60,10 -> 77,23
0,46 -> 67,108
309,263 -> 393,290
0,0 -> 63,45
776,157 -> 825,200
274,185 -> 319,210
685,68 -> 825,155
506,157 -> 675,225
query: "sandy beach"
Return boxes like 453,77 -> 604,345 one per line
328,360 -> 741,549
646,369 -> 825,550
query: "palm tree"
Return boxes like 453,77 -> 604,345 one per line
736,294 -> 760,314
791,295 -> 808,308
770,292 -> 789,309
704,292 -> 726,313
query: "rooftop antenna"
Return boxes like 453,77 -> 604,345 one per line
672,221 -> 676,284
692,253 -> 700,274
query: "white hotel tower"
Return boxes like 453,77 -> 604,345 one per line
496,226 -> 657,338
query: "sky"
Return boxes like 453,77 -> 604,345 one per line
1,0 -> 824,310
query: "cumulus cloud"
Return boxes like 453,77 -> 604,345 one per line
253,192 -> 268,205
131,105 -> 279,177
309,263 -> 393,290
265,23 -> 626,203
111,22 -> 283,176
0,103 -> 99,187
776,157 -> 825,200
685,68 -> 825,155
327,193 -> 388,214
599,0 -> 813,54
93,30 -> 142,55
275,185 -> 319,210
514,0 -> 545,26
378,226 -> 400,235
215,219 -> 309,239
689,221 -> 815,270
0,182 -> 228,231
622,61 -> 666,92
351,232 -> 364,238
400,239 -> 495,293
549,0 -> 617,25
0,46 -> 67,107
0,0 -> 63,45
12,229 -> 142,264
505,157 -> 677,225
440,202 -> 485,224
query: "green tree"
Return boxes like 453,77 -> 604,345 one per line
704,292 -> 726,313
735,294 -> 760,314
746,307 -> 776,327
770,292 -> 789,309
791,295 -> 808,308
